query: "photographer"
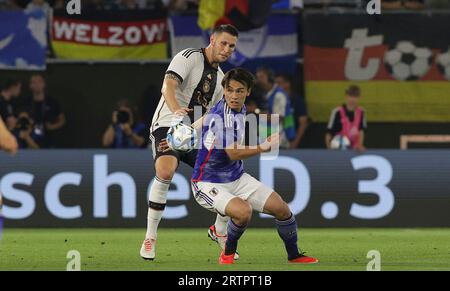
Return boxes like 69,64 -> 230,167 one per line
102,101 -> 146,148
24,74 -> 66,148
0,79 -> 22,131
12,110 -> 41,149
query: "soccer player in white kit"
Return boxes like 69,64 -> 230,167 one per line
191,68 -> 319,264
141,25 -> 239,260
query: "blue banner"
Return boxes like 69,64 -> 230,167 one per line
170,14 -> 298,74
0,10 -> 47,70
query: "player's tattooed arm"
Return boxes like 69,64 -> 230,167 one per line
162,72 -> 188,115
164,72 -> 182,85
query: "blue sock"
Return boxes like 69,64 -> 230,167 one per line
225,219 -> 246,255
275,213 -> 300,260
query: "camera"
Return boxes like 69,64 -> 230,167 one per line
117,110 -> 130,124
17,116 -> 31,131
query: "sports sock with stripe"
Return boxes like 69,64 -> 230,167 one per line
275,213 -> 301,260
224,219 -> 247,255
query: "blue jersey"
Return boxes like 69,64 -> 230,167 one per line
192,98 -> 246,183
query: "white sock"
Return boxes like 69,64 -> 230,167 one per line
214,214 -> 229,236
146,177 -> 170,240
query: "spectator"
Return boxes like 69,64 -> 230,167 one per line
102,100 -> 147,148
275,73 -> 309,149
0,79 -> 21,131
12,109 -> 41,149
256,67 -> 296,149
164,0 -> 198,11
51,0 -> 66,9
381,0 -> 425,10
118,0 -> 139,9
24,74 -> 66,148
404,0 -> 425,9
325,85 -> 367,151
380,0 -> 403,9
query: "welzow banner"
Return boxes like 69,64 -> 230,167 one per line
303,11 -> 450,122
1,150 -> 449,228
170,13 -> 298,73
0,10 -> 47,70
52,9 -> 168,60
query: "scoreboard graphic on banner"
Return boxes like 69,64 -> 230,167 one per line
303,12 -> 450,122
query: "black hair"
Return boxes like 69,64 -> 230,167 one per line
212,24 -> 239,38
346,85 -> 361,97
222,68 -> 255,90
256,66 -> 275,83
2,79 -> 21,91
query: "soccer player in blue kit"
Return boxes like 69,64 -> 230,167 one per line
190,68 -> 319,264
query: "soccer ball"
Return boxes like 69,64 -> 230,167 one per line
384,41 -> 433,80
166,123 -> 197,152
436,48 -> 450,80
330,135 -> 350,150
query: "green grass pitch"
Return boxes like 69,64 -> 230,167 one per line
1,228 -> 449,271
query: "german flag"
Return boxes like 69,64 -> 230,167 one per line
303,12 -> 450,122
51,10 -> 168,60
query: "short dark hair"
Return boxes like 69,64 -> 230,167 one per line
30,73 -> 45,81
212,24 -> 239,38
2,79 -> 21,91
346,85 -> 361,97
256,66 -> 275,83
222,68 -> 255,90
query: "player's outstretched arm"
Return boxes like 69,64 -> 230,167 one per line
0,116 -> 18,155
161,73 -> 192,116
225,133 -> 280,161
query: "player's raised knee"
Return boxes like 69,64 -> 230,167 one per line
278,202 -> 292,220
230,200 -> 252,225
239,202 -> 253,223
271,200 -> 291,221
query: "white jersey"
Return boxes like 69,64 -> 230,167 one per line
151,48 -> 225,132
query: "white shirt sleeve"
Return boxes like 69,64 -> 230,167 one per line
166,49 -> 200,83
272,92 -> 287,117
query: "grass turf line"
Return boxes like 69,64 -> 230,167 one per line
0,228 -> 449,271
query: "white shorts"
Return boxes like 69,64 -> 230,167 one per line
191,173 -> 274,216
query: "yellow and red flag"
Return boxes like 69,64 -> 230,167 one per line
52,10 -> 168,60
